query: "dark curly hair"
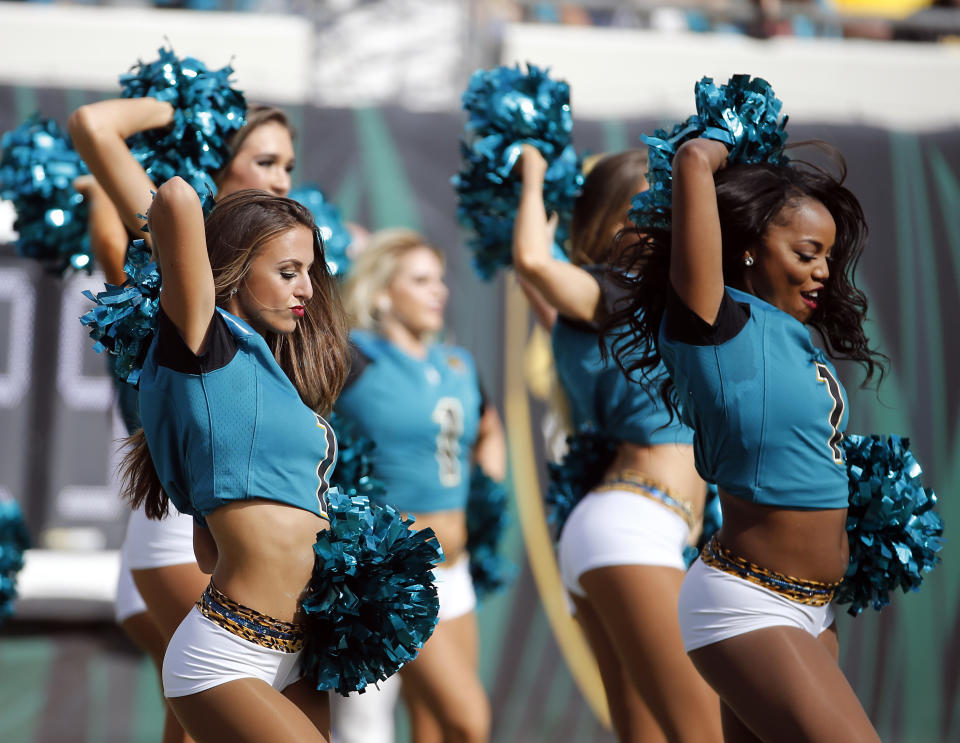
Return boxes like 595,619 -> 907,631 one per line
605,148 -> 885,414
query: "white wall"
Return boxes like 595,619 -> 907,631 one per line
0,2 -> 313,102
501,23 -> 960,130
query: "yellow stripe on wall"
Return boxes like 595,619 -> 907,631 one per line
503,275 -> 611,729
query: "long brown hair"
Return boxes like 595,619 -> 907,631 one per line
123,190 -> 349,518
568,149 -> 648,266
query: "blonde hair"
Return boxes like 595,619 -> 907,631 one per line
343,228 -> 444,330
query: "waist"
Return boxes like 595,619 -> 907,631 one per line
197,580 -> 305,652
406,508 -> 467,565
208,500 -> 327,621
700,536 -> 840,607
717,492 -> 849,583
594,469 -> 700,534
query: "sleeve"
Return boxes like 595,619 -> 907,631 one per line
559,264 -> 629,332
342,342 -> 371,391
155,308 -> 238,373
663,285 -> 750,346
477,373 -> 489,419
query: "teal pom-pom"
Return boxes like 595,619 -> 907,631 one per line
629,74 -> 788,232
300,489 -> 444,694
80,239 -> 160,385
0,499 -> 31,624
0,115 -> 93,274
328,413 -> 387,502
837,434 -> 944,616
289,185 -> 353,278
121,46 -> 246,195
466,468 -> 515,601
453,64 -> 583,280
695,75 -> 789,166
545,426 -> 617,538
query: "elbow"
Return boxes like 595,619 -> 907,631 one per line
68,106 -> 98,149
153,177 -> 199,211
673,141 -> 714,172
513,250 -> 549,281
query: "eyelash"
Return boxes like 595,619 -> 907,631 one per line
280,271 -> 297,280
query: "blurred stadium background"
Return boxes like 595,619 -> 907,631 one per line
0,1 -> 958,741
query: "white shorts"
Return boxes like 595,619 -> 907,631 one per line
162,606 -> 303,698
114,542 -> 147,624
330,672 -> 400,743
124,506 -> 196,570
435,556 -> 477,622
678,557 -> 837,652
557,488 -> 689,598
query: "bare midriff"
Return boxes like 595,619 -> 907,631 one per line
717,493 -> 849,584
206,499 -> 328,624
408,508 -> 467,568
606,441 -> 707,524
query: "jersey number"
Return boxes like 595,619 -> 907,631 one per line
814,362 -> 845,465
432,398 -> 464,488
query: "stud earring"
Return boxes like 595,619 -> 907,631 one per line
228,286 -> 239,297
744,255 -> 755,267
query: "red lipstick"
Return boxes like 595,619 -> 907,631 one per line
292,306 -> 305,318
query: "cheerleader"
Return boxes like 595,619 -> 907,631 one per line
334,229 -> 507,743
606,135 -> 884,741
513,144 -> 721,743
69,101 -> 296,743
127,178 -> 348,740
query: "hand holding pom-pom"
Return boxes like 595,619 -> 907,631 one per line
80,239 -> 160,385
837,434 -> 944,616
300,490 -> 443,694
453,64 -> 583,280
121,46 -> 246,196
629,74 -> 789,234
466,468 -> 515,602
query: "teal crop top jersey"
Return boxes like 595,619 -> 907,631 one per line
334,329 -> 482,514
551,265 -> 693,447
138,307 -> 337,524
659,286 -> 849,510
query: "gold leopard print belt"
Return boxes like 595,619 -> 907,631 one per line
700,536 -> 839,607
197,581 -> 305,653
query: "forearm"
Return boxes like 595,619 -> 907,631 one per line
75,175 -> 129,285
473,406 -> 507,482
512,148 -> 601,323
69,98 -> 174,237
517,275 -> 558,330
513,158 -> 552,279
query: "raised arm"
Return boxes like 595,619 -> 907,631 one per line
669,138 -> 729,324
68,98 -> 174,239
512,144 -> 600,324
73,175 -> 130,286
147,177 -> 215,353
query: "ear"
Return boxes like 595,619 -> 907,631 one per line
374,292 -> 392,316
